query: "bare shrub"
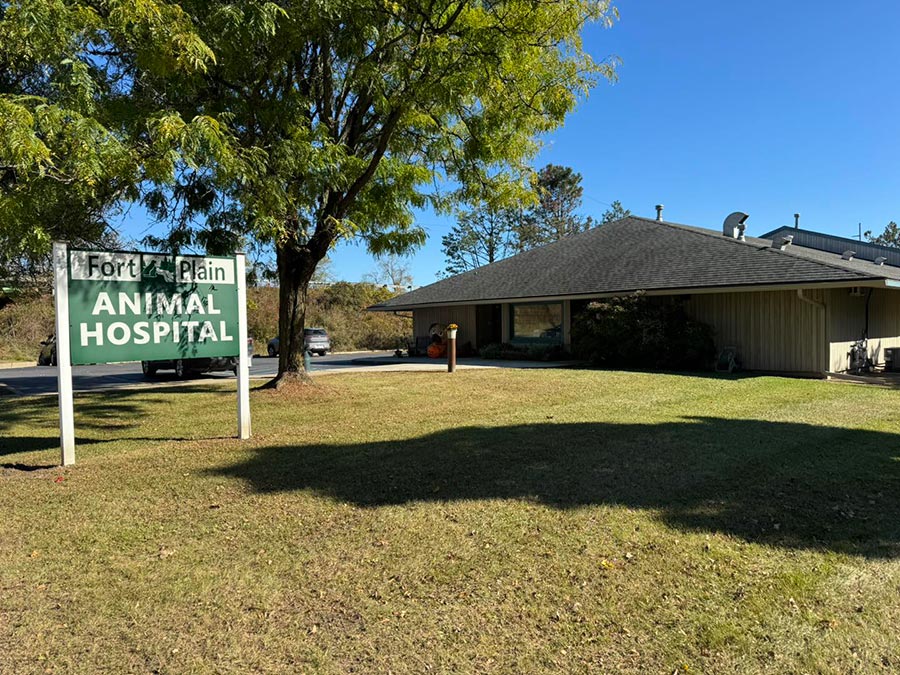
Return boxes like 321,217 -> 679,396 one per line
0,295 -> 55,362
247,283 -> 410,352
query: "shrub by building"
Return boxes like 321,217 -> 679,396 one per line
571,295 -> 716,371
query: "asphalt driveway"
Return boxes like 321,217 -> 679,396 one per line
0,352 -> 394,397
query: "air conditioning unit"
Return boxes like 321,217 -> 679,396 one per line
886,348 -> 899,373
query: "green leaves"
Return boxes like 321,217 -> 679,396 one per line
125,0 -> 619,250
106,0 -> 216,73
0,0 -> 231,282
0,99 -> 52,171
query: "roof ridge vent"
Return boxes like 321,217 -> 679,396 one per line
875,256 -> 887,266
723,212 -> 749,240
773,234 -> 793,250
841,250 -> 856,261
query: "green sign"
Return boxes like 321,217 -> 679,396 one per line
66,249 -> 240,365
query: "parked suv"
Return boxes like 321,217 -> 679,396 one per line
267,328 -> 331,357
141,338 -> 254,379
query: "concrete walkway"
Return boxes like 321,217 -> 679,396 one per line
348,354 -> 578,371
0,361 -> 34,370
827,371 -> 900,389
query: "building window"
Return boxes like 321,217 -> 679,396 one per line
511,302 -> 563,343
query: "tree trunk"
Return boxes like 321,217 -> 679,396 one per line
269,240 -> 317,388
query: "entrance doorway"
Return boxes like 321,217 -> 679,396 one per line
476,304 -> 502,348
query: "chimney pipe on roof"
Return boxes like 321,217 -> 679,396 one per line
794,213 -> 800,229
655,204 -> 664,221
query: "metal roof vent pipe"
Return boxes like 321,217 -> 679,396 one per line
794,213 -> 800,229
655,204 -> 664,221
774,234 -> 793,250
723,212 -> 749,240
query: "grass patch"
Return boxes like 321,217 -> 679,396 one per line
2,369 -> 900,673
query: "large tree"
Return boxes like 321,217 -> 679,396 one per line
441,205 -> 517,276
121,0 -> 618,385
516,163 -> 595,251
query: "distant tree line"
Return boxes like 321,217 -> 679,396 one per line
0,278 -> 413,363
440,164 -> 629,276
246,282 -> 411,354
865,222 -> 900,248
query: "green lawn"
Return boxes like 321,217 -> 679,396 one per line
2,369 -> 900,673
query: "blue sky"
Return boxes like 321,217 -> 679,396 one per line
118,1 -> 900,284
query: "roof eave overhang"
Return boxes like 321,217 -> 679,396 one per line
369,278 -> 897,311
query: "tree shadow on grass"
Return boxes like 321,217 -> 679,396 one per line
0,385 -> 238,461
0,462 -> 57,471
0,436 -> 105,457
210,417 -> 900,558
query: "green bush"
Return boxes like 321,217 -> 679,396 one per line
478,342 -> 570,361
571,294 -> 716,371
478,343 -> 503,359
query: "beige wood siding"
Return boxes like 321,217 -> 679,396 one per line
412,305 -> 477,348
827,288 -> 900,371
684,289 -> 827,374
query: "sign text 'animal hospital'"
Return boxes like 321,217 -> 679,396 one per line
66,250 -> 240,365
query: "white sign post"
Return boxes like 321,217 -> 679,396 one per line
53,242 -> 76,466
51,243 -> 252,465
235,253 -> 251,439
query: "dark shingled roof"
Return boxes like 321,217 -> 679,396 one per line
372,216 -> 900,310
